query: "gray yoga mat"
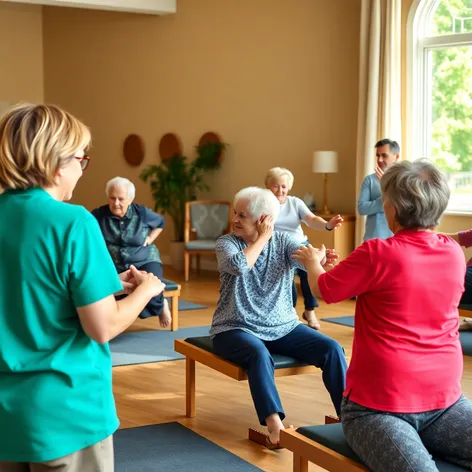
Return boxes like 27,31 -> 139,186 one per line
114,422 -> 262,472
110,325 -> 211,367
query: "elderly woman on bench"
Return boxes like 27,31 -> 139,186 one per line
295,159 -> 472,471
92,177 -> 171,328
210,187 -> 347,447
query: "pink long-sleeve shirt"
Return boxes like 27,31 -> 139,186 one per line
319,230 -> 465,413
459,229 -> 472,267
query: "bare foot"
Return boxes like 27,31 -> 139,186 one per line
267,424 -> 294,446
303,310 -> 321,330
266,413 -> 293,446
159,299 -> 172,328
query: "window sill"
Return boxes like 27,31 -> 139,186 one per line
443,211 -> 472,217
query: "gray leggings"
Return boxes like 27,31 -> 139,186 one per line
341,395 -> 472,471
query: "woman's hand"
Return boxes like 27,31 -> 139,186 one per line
256,215 -> 274,239
143,236 -> 152,247
129,265 -> 166,297
327,215 -> 343,230
323,248 -> 339,267
292,244 -> 327,265
118,269 -> 138,295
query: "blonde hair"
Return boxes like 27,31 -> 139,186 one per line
0,103 -> 91,190
264,167 -> 294,190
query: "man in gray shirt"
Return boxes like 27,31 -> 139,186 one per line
358,139 -> 400,241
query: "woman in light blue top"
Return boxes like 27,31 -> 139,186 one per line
210,187 -> 347,447
264,167 -> 343,330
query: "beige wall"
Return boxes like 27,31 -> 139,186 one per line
0,3 -> 43,105
42,0 -> 361,256
401,0 -> 471,261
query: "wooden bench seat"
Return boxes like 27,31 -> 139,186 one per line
459,303 -> 472,318
280,419 -> 467,472
174,336 -> 321,418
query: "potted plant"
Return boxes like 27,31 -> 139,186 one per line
140,140 -> 226,269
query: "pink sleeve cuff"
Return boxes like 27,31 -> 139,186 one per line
458,230 -> 472,249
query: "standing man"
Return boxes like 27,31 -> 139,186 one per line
358,139 -> 400,241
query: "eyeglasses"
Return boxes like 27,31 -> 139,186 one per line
75,155 -> 90,171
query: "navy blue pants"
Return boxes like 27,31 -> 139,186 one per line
116,261 -> 165,318
292,269 -> 318,310
461,267 -> 472,305
212,324 -> 347,425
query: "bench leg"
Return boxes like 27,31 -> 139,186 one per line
170,294 -> 178,331
294,453 -> 308,472
184,252 -> 190,282
186,358 -> 196,418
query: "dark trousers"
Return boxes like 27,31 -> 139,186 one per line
212,324 -> 347,424
116,261 -> 164,318
461,267 -> 472,305
292,269 -> 318,310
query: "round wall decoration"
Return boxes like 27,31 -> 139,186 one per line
123,134 -> 145,166
159,132 -> 182,162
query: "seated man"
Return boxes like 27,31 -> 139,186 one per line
210,186 -> 347,447
92,176 -> 171,327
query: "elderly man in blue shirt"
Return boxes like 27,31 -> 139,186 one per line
357,139 -> 400,241
92,176 -> 171,327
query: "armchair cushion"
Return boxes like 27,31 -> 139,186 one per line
185,240 -> 217,251
190,203 -> 230,240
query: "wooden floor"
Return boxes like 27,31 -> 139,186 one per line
113,266 -> 472,472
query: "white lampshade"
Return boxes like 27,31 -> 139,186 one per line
312,151 -> 338,173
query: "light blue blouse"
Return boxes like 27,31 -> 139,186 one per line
210,231 -> 305,341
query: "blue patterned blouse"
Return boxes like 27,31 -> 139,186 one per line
210,231 -> 305,341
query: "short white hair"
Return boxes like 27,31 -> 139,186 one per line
264,167 -> 294,190
106,176 -> 135,200
234,187 -> 280,220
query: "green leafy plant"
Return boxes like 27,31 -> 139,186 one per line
140,141 -> 226,242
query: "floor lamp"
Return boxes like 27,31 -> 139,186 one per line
312,151 -> 338,216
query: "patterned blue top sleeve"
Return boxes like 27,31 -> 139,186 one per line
284,233 -> 306,270
210,231 -> 303,341
215,237 -> 250,276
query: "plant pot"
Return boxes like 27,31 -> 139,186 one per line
170,241 -> 185,271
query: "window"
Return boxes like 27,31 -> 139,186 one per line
410,0 -> 472,213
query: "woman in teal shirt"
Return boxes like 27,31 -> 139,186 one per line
0,103 -> 165,471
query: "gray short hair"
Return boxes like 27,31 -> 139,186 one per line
105,176 -> 135,200
381,159 -> 450,230
234,187 -> 280,220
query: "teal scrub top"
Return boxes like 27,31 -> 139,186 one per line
0,188 -> 123,462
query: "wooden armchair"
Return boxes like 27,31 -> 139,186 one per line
184,200 -> 232,282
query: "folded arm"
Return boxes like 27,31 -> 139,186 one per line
357,178 -> 384,216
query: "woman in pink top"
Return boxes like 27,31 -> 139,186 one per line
444,229 -> 472,306
294,160 -> 472,471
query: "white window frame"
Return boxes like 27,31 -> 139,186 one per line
407,0 -> 472,215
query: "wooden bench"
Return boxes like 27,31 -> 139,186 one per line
162,278 -> 181,331
280,417 -> 467,472
459,303 -> 472,318
174,336 -> 321,431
